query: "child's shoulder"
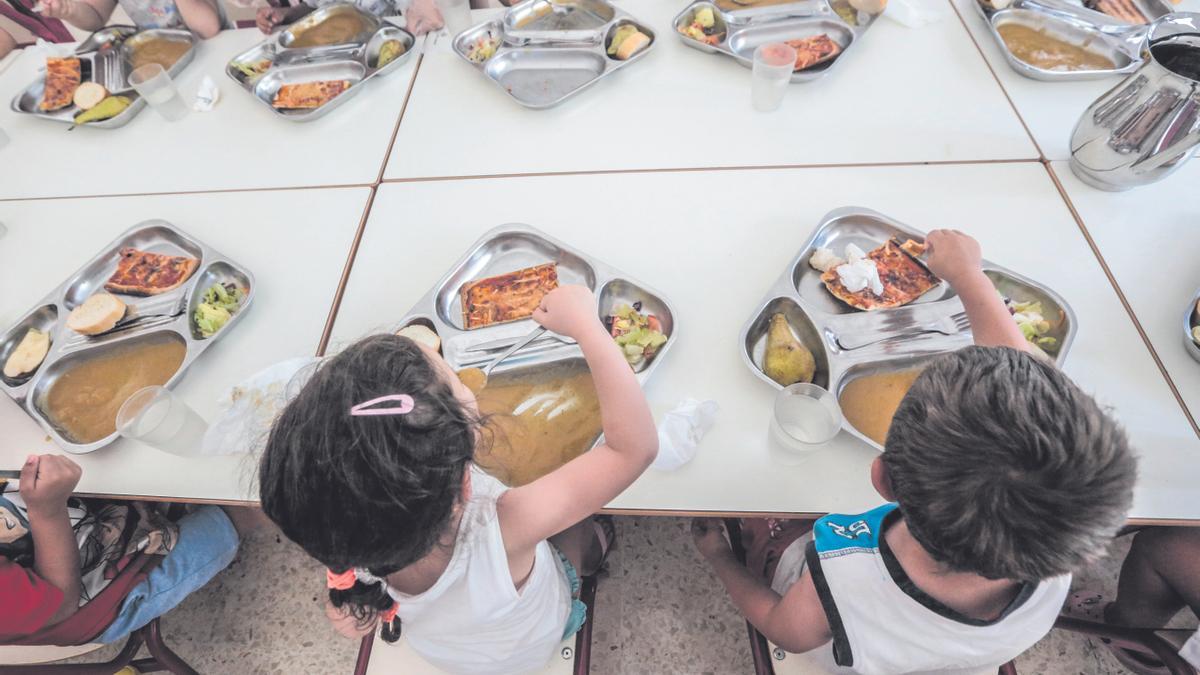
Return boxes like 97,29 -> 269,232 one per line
811,503 -> 897,555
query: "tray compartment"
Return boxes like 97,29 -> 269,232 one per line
278,3 -> 380,51
504,0 -> 617,40
483,49 -> 608,107
832,352 -> 938,449
988,8 -> 1137,79
743,296 -> 831,389
187,261 -> 254,341
597,278 -> 674,373
252,60 -> 367,118
673,1 -> 729,51
0,305 -> 59,387
62,224 -> 204,310
727,17 -> 855,77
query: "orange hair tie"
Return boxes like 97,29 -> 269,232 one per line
326,568 -> 357,591
380,602 -> 398,624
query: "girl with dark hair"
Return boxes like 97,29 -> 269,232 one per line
258,285 -> 658,674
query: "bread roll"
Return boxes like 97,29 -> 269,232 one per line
397,324 -> 441,351
616,31 -> 650,60
67,293 -> 126,335
3,328 -> 50,379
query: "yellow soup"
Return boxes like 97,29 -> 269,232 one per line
838,369 -> 923,447
473,360 -> 602,487
130,38 -> 190,71
290,14 -> 369,48
45,338 -> 186,444
998,24 -> 1116,72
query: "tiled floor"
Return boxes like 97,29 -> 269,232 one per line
57,516 -> 1193,674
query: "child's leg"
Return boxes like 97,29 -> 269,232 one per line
93,505 -> 240,644
1107,528 -> 1200,628
548,517 -> 611,577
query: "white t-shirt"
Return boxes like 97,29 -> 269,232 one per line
1181,630 -> 1200,670
381,468 -> 573,675
772,504 -> 1071,675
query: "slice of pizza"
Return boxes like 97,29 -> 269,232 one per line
271,80 -> 352,109
785,35 -> 842,71
820,239 -> 940,311
40,57 -> 82,111
104,247 -> 200,296
460,263 -> 560,329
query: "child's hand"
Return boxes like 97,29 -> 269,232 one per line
405,0 -> 444,35
256,6 -> 288,34
691,518 -> 733,561
925,229 -> 983,287
19,454 -> 81,519
532,286 -> 602,341
37,0 -> 77,19
324,599 -> 377,639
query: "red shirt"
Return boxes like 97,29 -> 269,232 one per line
0,559 -> 63,640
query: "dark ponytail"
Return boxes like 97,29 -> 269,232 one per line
259,334 -> 481,642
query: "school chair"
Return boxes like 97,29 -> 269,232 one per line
1047,616 -> 1198,675
0,618 -> 199,675
352,575 -> 598,675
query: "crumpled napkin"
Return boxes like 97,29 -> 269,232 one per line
31,38 -> 75,62
200,356 -> 321,456
652,399 -> 719,471
193,76 -> 220,112
884,0 -> 943,27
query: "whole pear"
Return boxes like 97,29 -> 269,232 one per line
763,313 -> 815,386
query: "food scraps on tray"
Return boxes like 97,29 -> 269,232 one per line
271,80 -> 352,109
1002,295 -> 1059,352
997,24 -> 1117,71
397,324 -> 441,351
67,293 -> 127,336
786,35 -> 842,71
106,247 -> 199,296
679,6 -> 724,45
232,59 -> 272,81
466,35 -> 501,64
763,312 -> 815,386
607,25 -> 651,60
194,282 -> 245,338
460,263 -> 560,330
606,302 -> 667,368
41,57 -> 81,111
810,240 -> 939,311
377,39 -> 407,68
3,328 -> 50,379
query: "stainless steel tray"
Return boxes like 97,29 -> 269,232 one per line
396,223 -> 676,389
738,206 -> 1077,450
1185,288 -> 1200,364
502,0 -> 618,44
453,9 -> 655,109
277,3 -> 382,54
673,0 -> 878,82
225,23 -> 414,122
10,26 -> 197,129
973,0 -> 1146,81
0,221 -> 255,454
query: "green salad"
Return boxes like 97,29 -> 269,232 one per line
194,282 -> 245,338
608,303 -> 668,368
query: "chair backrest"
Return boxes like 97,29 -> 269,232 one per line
361,633 -> 579,675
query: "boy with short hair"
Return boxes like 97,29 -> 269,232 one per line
694,230 -> 1137,674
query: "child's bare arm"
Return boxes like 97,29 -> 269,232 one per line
693,519 -> 833,653
174,0 -> 222,38
924,230 -> 1029,353
20,454 -> 83,626
38,0 -> 113,31
498,286 -> 658,551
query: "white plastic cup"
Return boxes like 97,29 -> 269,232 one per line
435,0 -> 472,37
752,42 -> 797,112
769,382 -> 842,456
128,64 -> 189,122
116,386 -> 208,457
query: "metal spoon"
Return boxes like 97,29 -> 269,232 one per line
457,326 -> 547,394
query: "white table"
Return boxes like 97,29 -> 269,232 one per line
951,0 -> 1200,160
1052,159 -> 1200,431
329,163 -> 1200,521
383,0 -> 1037,180
0,187 -> 369,501
0,29 -> 420,200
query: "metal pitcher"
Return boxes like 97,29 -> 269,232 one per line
1069,12 -> 1200,191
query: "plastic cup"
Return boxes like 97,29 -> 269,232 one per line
128,64 -> 189,122
116,386 -> 208,457
436,0 -> 472,37
769,383 -> 842,456
752,42 -> 797,112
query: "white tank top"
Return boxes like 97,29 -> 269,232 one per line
383,468 -> 572,675
772,504 -> 1070,675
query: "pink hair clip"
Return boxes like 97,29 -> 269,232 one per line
350,394 -> 415,417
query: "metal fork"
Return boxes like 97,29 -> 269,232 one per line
836,311 -> 971,351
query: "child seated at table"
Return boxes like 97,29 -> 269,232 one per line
693,229 -> 1138,675
257,285 -> 654,674
37,0 -> 224,39
256,0 -> 443,36
0,454 -> 243,646
1066,527 -> 1200,674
